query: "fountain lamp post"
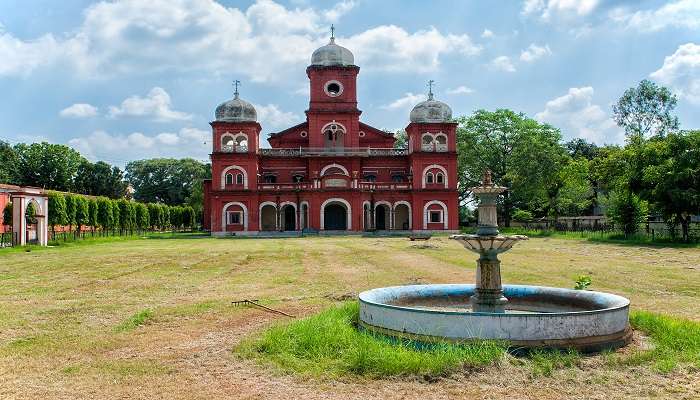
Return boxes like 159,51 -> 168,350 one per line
451,170 -> 527,313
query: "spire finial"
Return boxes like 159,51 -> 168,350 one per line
427,80 -> 435,100
330,24 -> 335,43
233,80 -> 241,99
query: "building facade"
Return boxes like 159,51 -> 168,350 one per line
203,34 -> 459,235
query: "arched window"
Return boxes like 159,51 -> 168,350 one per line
421,134 -> 434,151
436,173 -> 444,184
234,135 -> 248,152
391,174 -> 404,183
264,175 -> 277,184
222,135 -> 234,152
435,134 -> 447,152
236,174 -> 244,185
426,172 -> 434,184
323,122 -> 345,150
364,174 -> 377,182
225,173 -> 234,185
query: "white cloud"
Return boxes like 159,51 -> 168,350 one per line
253,103 -> 301,129
610,0 -> 700,32
481,29 -> 494,38
446,86 -> 474,95
650,43 -> 700,105
535,86 -> 622,144
520,43 -> 552,62
0,0 -> 480,81
68,127 -> 209,163
59,103 -> 98,118
108,87 -> 192,122
523,0 -> 600,20
324,0 -> 357,22
347,25 -> 481,73
381,92 -> 427,110
490,56 -> 516,72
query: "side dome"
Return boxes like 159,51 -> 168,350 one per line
310,37 -> 355,67
215,92 -> 257,122
409,93 -> 452,123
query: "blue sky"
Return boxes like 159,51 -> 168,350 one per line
0,0 -> 698,166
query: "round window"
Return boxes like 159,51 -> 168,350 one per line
324,81 -> 343,97
300,131 -> 308,137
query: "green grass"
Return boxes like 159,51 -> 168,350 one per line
528,349 -> 581,377
237,302 -> 507,379
114,309 -> 154,332
628,311 -> 700,373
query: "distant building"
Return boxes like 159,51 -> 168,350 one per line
203,31 -> 458,235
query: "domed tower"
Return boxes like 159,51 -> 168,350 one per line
306,25 -> 362,149
406,80 -> 458,190
211,81 -> 261,154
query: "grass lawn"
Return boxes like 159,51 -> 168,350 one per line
1,235 -> 699,399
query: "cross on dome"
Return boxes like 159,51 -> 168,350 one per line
330,24 -> 335,42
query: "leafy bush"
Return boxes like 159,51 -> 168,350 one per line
512,209 -> 534,223
606,190 -> 648,237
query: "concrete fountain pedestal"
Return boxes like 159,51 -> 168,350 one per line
358,171 -> 632,352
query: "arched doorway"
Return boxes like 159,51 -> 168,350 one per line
282,205 -> 296,231
394,203 -> 410,230
260,204 -> 277,231
324,203 -> 347,230
301,203 -> 309,230
375,204 -> 388,230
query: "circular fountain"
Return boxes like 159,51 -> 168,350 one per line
359,171 -> 631,352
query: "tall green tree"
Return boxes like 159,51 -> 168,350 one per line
565,138 -> 599,160
111,199 -> 121,234
125,158 -> 209,205
74,196 -> 90,235
182,206 -> 195,230
135,203 -> 150,234
147,203 -> 161,231
88,198 -> 99,234
456,109 -> 568,225
64,195 -> 78,233
96,197 -> 114,236
612,79 -> 679,140
549,158 -> 594,217
117,199 -> 131,234
47,192 -> 68,236
13,142 -> 84,191
0,140 -> 18,184
393,129 -> 408,149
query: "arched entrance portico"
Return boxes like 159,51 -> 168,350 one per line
394,202 -> 411,230
321,198 -> 351,231
259,203 -> 277,231
375,204 -> 389,230
282,204 -> 296,231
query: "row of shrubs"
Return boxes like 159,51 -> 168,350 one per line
2,191 -> 196,236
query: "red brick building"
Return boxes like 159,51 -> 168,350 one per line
203,34 -> 458,235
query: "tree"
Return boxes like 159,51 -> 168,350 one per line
612,79 -> 679,140
565,138 -> 599,160
88,198 -> 99,234
607,190 -> 648,237
549,158 -> 594,217
97,197 -> 113,236
170,206 -> 183,231
111,199 -> 121,234
125,158 -> 209,205
64,195 -> 78,234
74,160 -> 128,198
147,203 -> 161,231
13,142 -> 84,191
0,140 -> 18,184
2,203 -> 12,229
47,192 -> 67,236
456,109 -> 568,226
393,129 -> 408,149
182,206 -> 195,230
117,199 -> 131,235
637,130 -> 700,241
160,204 -> 170,230
135,203 -> 150,234
75,196 -> 90,236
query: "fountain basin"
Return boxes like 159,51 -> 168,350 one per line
359,284 -> 631,352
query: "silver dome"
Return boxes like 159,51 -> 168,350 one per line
409,92 -> 452,123
310,37 -> 355,67
215,92 -> 257,122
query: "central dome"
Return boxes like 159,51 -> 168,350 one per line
310,37 -> 355,67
